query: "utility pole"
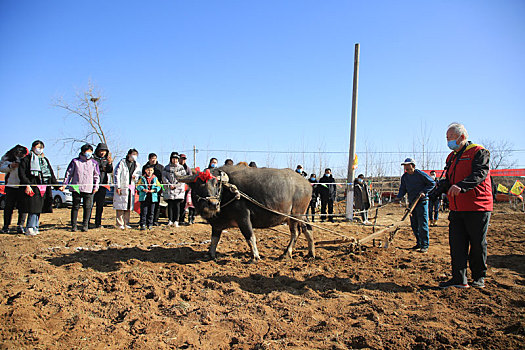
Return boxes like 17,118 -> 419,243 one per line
345,43 -> 360,221
193,145 -> 197,169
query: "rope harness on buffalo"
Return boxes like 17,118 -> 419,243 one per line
229,188 -> 358,244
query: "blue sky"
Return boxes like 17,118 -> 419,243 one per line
1,0 -> 524,177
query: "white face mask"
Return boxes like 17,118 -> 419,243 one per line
131,155 -> 138,162
34,148 -> 43,155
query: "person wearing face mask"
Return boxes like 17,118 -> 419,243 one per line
438,123 -> 492,289
354,174 -> 372,224
207,158 -> 218,169
63,144 -> 100,232
318,168 -> 336,222
113,149 -> 142,229
0,145 -> 29,233
295,165 -> 307,177
93,143 -> 113,228
162,152 -> 186,227
18,140 -> 63,236
306,174 -> 319,222
428,170 -> 440,226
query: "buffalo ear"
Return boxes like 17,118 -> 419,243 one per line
216,171 -> 229,183
176,174 -> 198,183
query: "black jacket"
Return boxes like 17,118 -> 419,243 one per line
318,174 -> 336,201
354,179 -> 371,210
308,178 -> 319,201
94,143 -> 113,184
18,154 -> 57,214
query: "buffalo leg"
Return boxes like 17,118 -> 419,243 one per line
302,223 -> 316,258
282,219 -> 300,259
237,217 -> 260,261
209,227 -> 223,259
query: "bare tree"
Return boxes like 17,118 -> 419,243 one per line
414,120 -> 438,170
480,138 -> 517,169
53,81 -> 111,154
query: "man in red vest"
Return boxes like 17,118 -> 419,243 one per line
439,123 -> 492,289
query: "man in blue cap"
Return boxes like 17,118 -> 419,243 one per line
395,158 -> 435,252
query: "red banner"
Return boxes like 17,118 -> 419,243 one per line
423,169 -> 525,177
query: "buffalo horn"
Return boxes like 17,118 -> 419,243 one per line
176,174 -> 198,183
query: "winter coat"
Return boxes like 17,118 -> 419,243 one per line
308,177 -> 319,202
318,174 -> 337,201
63,154 -> 100,194
0,156 -> 23,187
136,175 -> 162,202
93,143 -> 113,184
113,158 -> 142,210
162,163 -> 186,200
18,153 -> 57,214
354,180 -> 372,210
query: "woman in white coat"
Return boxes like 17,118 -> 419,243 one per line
162,152 -> 186,227
113,149 -> 141,229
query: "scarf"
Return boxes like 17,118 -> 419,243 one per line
31,152 -> 52,181
30,152 -> 42,177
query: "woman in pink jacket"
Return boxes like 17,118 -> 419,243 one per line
63,144 -> 100,232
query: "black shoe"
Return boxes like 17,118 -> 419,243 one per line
1,227 -> 9,234
147,226 -> 152,230
439,279 -> 469,289
81,227 -> 88,232
152,222 -> 160,226
471,278 -> 485,288
94,224 -> 102,229
71,226 -> 78,232
418,247 -> 428,253
139,226 -> 145,231
411,244 -> 421,250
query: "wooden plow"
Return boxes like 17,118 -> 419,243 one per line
314,193 -> 425,250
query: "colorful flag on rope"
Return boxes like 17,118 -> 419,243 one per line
37,185 -> 47,196
0,185 -> 5,195
496,184 -> 509,194
352,154 -> 358,170
70,184 -> 80,194
102,184 -> 111,191
510,180 -> 525,196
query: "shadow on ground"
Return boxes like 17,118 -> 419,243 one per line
488,254 -> 525,276
47,246 -> 207,272
209,273 -> 417,295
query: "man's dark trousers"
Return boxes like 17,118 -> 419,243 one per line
320,198 -> 334,222
94,187 -> 106,227
448,211 -> 490,284
410,200 -> 429,249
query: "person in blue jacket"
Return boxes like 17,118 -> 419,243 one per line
136,164 -> 162,230
395,158 -> 435,253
